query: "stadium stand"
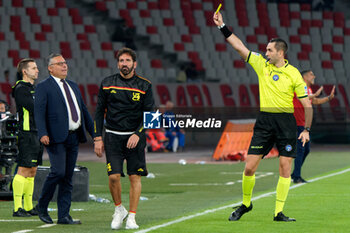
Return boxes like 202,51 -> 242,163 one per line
88,0 -> 349,84
0,0 -> 349,84
0,0 -> 123,84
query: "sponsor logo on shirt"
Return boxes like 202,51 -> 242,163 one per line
132,92 -> 140,101
107,163 -> 112,172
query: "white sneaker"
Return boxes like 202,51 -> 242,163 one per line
111,205 -> 128,230
125,213 -> 139,229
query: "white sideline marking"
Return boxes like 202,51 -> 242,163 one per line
170,172 -> 274,186
1,219 -> 58,222
0,219 -> 41,222
170,183 -> 233,186
135,168 -> 350,233
37,224 -> 57,228
12,230 -> 33,233
46,208 -> 84,211
220,171 -> 270,175
10,223 -> 57,233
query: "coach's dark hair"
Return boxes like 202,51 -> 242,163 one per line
46,53 -> 63,66
269,38 -> 288,55
116,47 -> 137,62
16,58 -> 36,80
300,70 -> 312,77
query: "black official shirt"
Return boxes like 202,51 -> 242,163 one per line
94,73 -> 154,137
12,80 -> 37,132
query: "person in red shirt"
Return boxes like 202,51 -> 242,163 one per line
292,70 -> 335,183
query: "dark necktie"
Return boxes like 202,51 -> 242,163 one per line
61,79 -> 78,122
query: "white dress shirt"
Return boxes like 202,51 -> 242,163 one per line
51,75 -> 81,130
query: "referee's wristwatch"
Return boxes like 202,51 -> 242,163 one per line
304,127 -> 311,132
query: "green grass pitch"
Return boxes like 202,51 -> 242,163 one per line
1,151 -> 349,233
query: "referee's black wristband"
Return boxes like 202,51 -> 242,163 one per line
220,25 -> 233,38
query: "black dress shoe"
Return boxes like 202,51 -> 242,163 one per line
274,212 -> 296,222
299,177 -> 308,183
36,205 -> 53,224
57,216 -> 81,224
293,177 -> 308,184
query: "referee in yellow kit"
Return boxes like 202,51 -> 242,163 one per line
213,12 -> 313,222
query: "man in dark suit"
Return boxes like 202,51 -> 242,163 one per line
34,54 -> 94,224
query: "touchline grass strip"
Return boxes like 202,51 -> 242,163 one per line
135,167 -> 350,233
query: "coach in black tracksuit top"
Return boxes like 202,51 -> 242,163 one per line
94,48 -> 154,230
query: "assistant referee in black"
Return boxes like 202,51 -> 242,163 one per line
12,58 -> 43,217
94,47 -> 154,230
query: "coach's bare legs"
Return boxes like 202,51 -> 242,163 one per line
109,174 -> 122,204
109,174 -> 128,229
129,175 -> 141,212
124,175 -> 141,229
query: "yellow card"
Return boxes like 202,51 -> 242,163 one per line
215,3 -> 222,14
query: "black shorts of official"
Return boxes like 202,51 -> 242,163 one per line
17,131 -> 44,167
104,132 -> 147,177
247,112 -> 297,158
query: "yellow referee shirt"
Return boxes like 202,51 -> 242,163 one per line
246,51 -> 308,113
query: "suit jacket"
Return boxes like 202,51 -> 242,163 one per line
34,76 -> 94,143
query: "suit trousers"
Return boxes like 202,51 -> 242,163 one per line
38,132 -> 79,219
292,126 -> 310,179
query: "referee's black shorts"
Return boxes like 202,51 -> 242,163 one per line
248,112 -> 297,158
17,131 -> 44,167
104,132 -> 147,177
